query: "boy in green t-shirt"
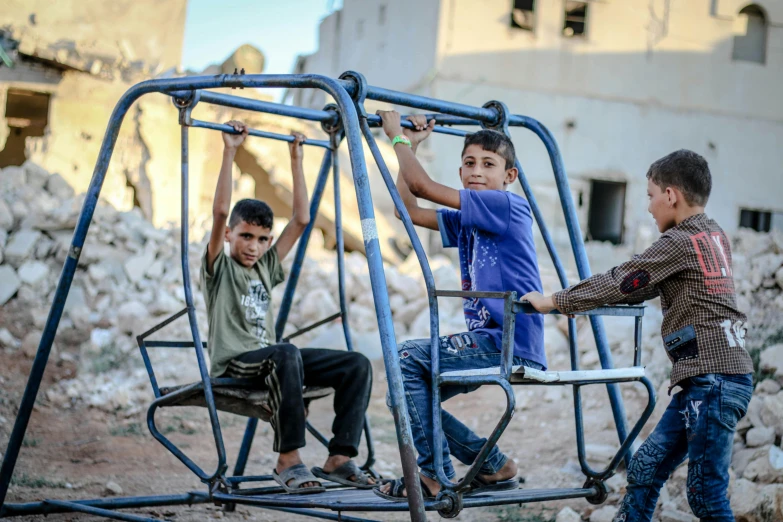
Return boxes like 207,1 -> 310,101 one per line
200,121 -> 375,494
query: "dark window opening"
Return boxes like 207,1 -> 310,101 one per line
732,4 -> 767,64
587,180 -> 626,244
510,0 -> 535,31
563,1 -> 587,37
379,4 -> 387,25
739,208 -> 771,232
0,88 -> 50,168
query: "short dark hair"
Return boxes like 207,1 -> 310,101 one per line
646,149 -> 712,206
461,130 -> 516,170
228,199 -> 274,229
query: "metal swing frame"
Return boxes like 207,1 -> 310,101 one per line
0,71 -> 656,522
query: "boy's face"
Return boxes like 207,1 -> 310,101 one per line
225,220 -> 273,267
459,145 -> 518,191
647,179 -> 677,233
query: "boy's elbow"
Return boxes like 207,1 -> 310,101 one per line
293,212 -> 310,227
407,180 -> 427,198
213,207 -> 229,220
393,207 -> 401,220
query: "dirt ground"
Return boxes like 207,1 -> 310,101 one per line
1,347 -> 655,522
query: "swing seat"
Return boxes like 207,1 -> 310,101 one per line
440,365 -> 646,385
158,379 -> 335,421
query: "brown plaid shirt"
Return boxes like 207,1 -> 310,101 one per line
554,214 -> 753,387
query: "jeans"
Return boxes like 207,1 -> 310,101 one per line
615,373 -> 753,522
225,344 -> 373,456
389,331 -> 543,481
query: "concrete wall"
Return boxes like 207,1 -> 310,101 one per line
0,0 -> 188,71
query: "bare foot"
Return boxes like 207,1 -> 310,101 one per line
322,455 -> 376,485
276,450 -> 319,489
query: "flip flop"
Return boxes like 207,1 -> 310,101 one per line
272,463 -> 326,495
462,475 -> 521,496
373,476 -> 436,502
312,460 -> 375,489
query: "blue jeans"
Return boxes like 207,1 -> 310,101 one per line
615,373 -> 752,522
388,331 -> 542,482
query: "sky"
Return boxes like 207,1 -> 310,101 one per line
181,0 -> 342,98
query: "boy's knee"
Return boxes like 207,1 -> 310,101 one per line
273,343 -> 302,365
626,440 -> 667,486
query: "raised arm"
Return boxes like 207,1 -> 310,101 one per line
273,132 -> 310,260
377,110 -> 461,211
207,120 -> 248,275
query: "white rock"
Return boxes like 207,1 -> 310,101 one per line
747,426 -> 777,447
22,161 -> 50,190
10,200 -> 28,223
585,443 -> 617,464
589,506 -> 617,522
0,265 -> 21,305
0,199 -> 13,231
761,392 -> 783,436
150,289 -> 182,316
4,230 -> 42,267
0,328 -> 20,349
104,481 -> 123,496
21,331 -> 42,359
0,165 -> 26,191
395,298 -> 427,328
761,345 -> 783,377
770,445 -> 783,470
146,259 -> 165,280
17,260 -> 50,286
46,173 -> 75,200
555,506 -> 582,522
116,300 -> 149,334
757,379 -> 783,396
776,266 -> 783,290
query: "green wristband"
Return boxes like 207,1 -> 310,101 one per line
391,135 -> 412,148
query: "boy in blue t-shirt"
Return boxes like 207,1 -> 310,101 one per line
375,111 -> 545,500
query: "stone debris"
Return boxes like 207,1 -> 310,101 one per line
103,481 -> 123,496
2,163 -> 783,520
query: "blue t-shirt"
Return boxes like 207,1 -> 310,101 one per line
437,189 -> 546,368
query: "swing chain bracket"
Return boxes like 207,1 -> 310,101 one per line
321,103 -> 343,136
480,100 -> 510,134
338,70 -> 369,118
584,477 -> 609,505
208,475 -> 232,506
173,89 -> 201,126
436,489 -> 464,519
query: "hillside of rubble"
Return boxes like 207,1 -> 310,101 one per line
1,161 -> 783,521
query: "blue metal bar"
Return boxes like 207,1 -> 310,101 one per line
231,417 -> 258,478
265,506 -> 381,522
189,119 -> 331,148
325,81 -> 425,521
142,341 -> 207,348
509,113 -> 631,466
338,79 -> 499,123
330,131 -> 377,471
1,492 -> 209,517
499,293 -> 516,380
358,119 -> 442,494
178,123 -> 228,480
193,90 -> 338,123
634,316 -> 644,366
42,500 -> 162,522
274,149 -> 333,341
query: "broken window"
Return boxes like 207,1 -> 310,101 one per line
587,180 -> 626,245
739,208 -> 771,232
0,88 -> 50,168
732,4 -> 767,64
510,0 -> 536,31
563,1 -> 588,38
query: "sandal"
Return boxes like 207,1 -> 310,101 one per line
462,475 -> 521,496
373,476 -> 435,502
312,461 -> 375,489
272,463 -> 326,495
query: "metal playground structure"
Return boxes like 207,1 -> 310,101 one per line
0,71 -> 656,521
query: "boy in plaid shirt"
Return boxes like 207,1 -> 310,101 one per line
524,150 -> 753,521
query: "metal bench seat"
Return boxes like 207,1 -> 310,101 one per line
440,365 -> 646,385
158,380 -> 335,421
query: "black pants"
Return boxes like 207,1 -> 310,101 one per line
225,344 -> 372,456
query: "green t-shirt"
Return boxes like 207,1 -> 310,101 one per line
200,245 -> 285,377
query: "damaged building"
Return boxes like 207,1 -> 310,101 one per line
0,0 -> 403,263
292,0 -> 783,258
